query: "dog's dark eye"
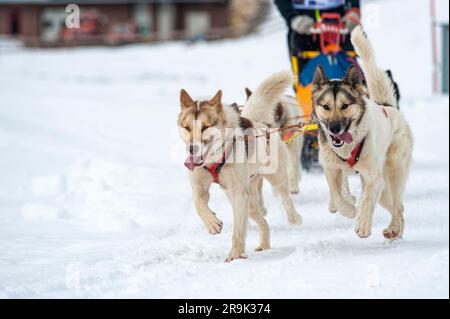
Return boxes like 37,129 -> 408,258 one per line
202,126 -> 209,132
342,104 -> 349,110
184,126 -> 190,131
322,105 -> 330,111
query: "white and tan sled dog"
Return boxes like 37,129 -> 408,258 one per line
178,71 -> 302,262
244,88 -> 304,195
313,26 -> 413,239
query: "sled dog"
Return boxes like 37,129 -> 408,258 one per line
244,89 -> 304,195
178,71 -> 302,261
312,26 -> 413,239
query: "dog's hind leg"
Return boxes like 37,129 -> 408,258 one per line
328,169 -> 341,214
223,174 -> 250,262
325,168 -> 357,218
227,191 -> 249,262
250,178 -> 271,251
257,177 -> 268,217
328,170 -> 355,214
379,186 -> 404,240
191,177 -> 224,235
356,172 -> 385,238
286,139 -> 302,195
265,173 -> 302,225
380,153 -> 409,240
342,174 -> 357,205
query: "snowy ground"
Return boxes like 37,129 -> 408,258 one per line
0,0 -> 448,298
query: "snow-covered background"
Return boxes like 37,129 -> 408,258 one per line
0,0 -> 448,298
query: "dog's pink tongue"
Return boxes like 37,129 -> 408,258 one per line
338,132 -> 354,144
184,156 -> 203,171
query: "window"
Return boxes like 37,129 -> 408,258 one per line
185,11 -> 211,38
157,4 -> 174,40
133,4 -> 152,36
10,11 -> 21,35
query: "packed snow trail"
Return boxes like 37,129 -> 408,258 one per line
0,0 -> 448,298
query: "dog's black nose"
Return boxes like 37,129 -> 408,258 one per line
329,122 -> 342,135
188,144 -> 199,156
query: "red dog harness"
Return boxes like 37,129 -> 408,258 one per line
338,107 -> 388,169
339,138 -> 366,168
204,142 -> 234,184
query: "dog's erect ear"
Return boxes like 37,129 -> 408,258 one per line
343,65 -> 361,89
180,89 -> 194,109
245,88 -> 252,100
208,90 -> 222,106
313,65 -> 329,90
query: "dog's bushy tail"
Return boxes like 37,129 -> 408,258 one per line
241,70 -> 294,124
351,26 -> 399,109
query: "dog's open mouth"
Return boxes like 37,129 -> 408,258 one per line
184,142 -> 216,171
330,132 -> 353,148
329,121 -> 353,148
184,156 -> 204,171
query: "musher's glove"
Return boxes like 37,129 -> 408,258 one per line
343,9 -> 361,32
291,15 -> 315,35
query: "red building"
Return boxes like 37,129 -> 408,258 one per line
0,0 -> 241,46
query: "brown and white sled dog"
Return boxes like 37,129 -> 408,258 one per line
245,89 -> 304,195
178,71 -> 302,262
312,26 -> 413,239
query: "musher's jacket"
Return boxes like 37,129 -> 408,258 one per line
275,0 -> 360,26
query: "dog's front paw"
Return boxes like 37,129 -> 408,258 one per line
338,202 -> 357,219
290,185 -> 300,195
355,217 -> 372,238
225,250 -> 247,263
288,212 -> 303,225
255,243 -> 270,252
383,224 -> 402,240
202,214 -> 223,235
329,200 -> 337,214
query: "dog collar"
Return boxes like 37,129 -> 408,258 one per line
338,137 -> 366,169
336,107 -> 388,169
204,140 -> 235,184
